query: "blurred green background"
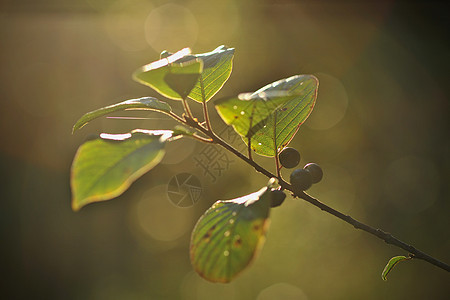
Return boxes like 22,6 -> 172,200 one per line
1,0 -> 449,299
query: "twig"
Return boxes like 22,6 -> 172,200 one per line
181,117 -> 450,274
168,111 -> 186,124
296,191 -> 450,272
189,120 -> 277,179
190,133 -> 213,143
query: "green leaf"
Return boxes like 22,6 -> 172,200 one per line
381,255 -> 411,281
159,45 -> 235,102
72,97 -> 172,133
164,70 -> 202,100
190,186 -> 271,283
215,91 -> 296,139
70,130 -> 178,211
172,125 -> 195,137
215,75 -> 319,156
133,48 -> 203,100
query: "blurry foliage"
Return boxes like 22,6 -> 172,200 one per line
0,0 -> 449,299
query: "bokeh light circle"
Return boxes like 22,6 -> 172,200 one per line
383,156 -> 439,214
145,4 -> 198,52
306,73 -> 348,130
160,137 -> 197,165
129,185 -> 194,242
257,282 -> 308,300
103,0 -> 153,52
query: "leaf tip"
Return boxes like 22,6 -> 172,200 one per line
71,198 -> 81,212
72,125 -> 79,134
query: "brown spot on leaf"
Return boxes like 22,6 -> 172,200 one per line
203,231 -> 211,241
203,225 -> 216,242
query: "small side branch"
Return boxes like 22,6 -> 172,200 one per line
191,133 -> 213,143
168,111 -> 187,124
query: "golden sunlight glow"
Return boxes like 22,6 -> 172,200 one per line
306,73 -> 349,130
129,185 -> 194,242
145,4 -> 199,52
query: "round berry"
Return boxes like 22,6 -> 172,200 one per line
304,163 -> 323,184
290,169 -> 312,192
270,190 -> 286,207
279,147 -> 301,169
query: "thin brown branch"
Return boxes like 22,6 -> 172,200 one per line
187,120 -> 277,179
296,191 -> 450,272
168,111 -> 186,124
180,112 -> 450,274
191,133 -> 214,143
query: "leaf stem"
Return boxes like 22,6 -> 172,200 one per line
182,97 -> 195,120
202,101 -> 212,131
247,137 -> 253,161
199,75 -> 213,132
273,110 -> 282,179
275,153 -> 281,179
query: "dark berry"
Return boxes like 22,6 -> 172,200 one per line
270,190 -> 286,207
304,163 -> 323,184
290,169 -> 312,192
279,147 -> 301,169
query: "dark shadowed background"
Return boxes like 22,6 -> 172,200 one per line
1,0 -> 449,299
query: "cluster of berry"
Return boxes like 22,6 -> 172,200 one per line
270,147 -> 323,207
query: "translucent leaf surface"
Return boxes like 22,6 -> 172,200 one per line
215,75 -> 319,156
382,256 -> 411,281
72,97 -> 172,133
71,130 -> 177,211
190,187 -> 271,283
160,45 -> 235,102
172,125 -> 195,137
215,91 -> 296,139
133,48 -> 203,100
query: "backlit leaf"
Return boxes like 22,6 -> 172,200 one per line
190,186 -> 271,283
160,45 -> 235,102
215,91 -> 296,139
71,130 -> 178,211
72,97 -> 172,133
381,255 -> 411,281
133,48 -> 203,100
215,75 -> 319,156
